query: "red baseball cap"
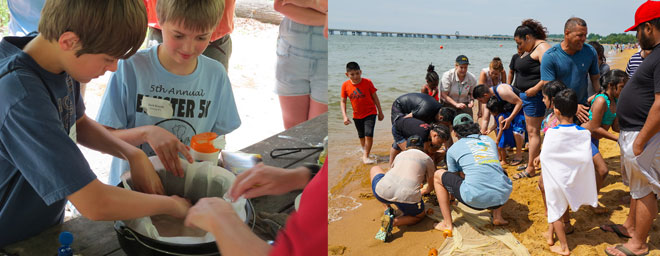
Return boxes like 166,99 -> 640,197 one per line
625,1 -> 660,32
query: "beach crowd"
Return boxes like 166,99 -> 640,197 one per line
340,2 -> 660,255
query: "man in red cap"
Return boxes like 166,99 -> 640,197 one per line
605,1 -> 660,255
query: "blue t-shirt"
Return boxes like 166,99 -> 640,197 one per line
446,134 -> 512,209
97,45 -> 241,186
540,43 -> 600,104
0,36 -> 96,246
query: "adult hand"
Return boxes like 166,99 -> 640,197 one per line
169,195 -> 192,219
127,150 -> 165,195
228,163 -> 310,201
502,117 -> 512,130
456,103 -> 467,109
525,86 -> 541,97
184,197 -> 237,232
404,113 -> 413,119
576,104 -> 590,124
145,126 -> 192,177
378,112 -> 384,121
343,116 -> 351,125
467,101 -> 474,108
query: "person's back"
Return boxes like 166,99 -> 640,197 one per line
446,134 -> 511,209
97,0 -> 241,186
375,149 -> 433,204
391,93 -> 441,124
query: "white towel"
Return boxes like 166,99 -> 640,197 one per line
540,126 -> 598,223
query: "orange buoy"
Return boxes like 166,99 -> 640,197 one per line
439,45 -> 444,49
499,44 -> 503,47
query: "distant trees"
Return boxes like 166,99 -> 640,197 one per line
523,33 -> 636,44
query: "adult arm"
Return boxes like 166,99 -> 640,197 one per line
441,72 -> 465,109
498,86 -> 523,130
500,70 -> 507,85
228,164 -> 311,200
274,0 -> 325,26
633,93 -> 660,156
76,115 -> 165,194
372,92 -> 385,121
507,69 -> 515,85
67,179 -> 190,220
340,96 -> 351,125
528,43 -> 552,97
478,70 -> 487,84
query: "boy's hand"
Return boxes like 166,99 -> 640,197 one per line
145,126 -> 193,177
343,116 -> 351,125
184,197 -> 237,232
169,195 -> 192,219
378,112 -> 384,121
127,150 -> 165,195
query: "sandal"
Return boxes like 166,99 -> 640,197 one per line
512,170 -> 538,180
605,244 -> 649,256
600,224 -> 632,238
509,158 -> 523,166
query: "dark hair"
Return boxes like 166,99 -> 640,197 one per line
436,107 -> 456,124
588,41 -> 606,63
553,89 -> 578,118
426,64 -> 439,83
406,135 -> 424,150
600,69 -> 628,93
486,96 -> 504,115
431,123 -> 451,141
346,62 -> 360,72
473,84 -> 490,99
514,19 -> 547,40
453,123 -> 481,138
542,80 -> 567,103
564,17 -> 587,32
648,17 -> 660,31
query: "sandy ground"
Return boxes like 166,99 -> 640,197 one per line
78,18 -> 282,186
328,48 -> 660,256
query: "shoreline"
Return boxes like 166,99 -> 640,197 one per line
328,48 -> 660,255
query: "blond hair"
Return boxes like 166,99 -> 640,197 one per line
156,0 -> 224,32
39,0 -> 147,59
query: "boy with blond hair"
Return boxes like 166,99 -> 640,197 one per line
0,0 -> 191,246
97,0 -> 241,186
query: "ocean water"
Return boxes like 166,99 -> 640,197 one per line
326,35 -> 520,221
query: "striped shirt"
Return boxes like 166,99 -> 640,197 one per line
626,51 -> 644,78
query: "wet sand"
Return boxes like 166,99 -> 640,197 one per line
328,48 -> 660,255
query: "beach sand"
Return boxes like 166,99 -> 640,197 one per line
328,48 -> 660,255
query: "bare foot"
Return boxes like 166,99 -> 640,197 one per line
549,244 -> 570,255
543,228 -> 555,246
605,243 -> 649,256
492,218 -> 508,226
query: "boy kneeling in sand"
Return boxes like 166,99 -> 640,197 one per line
370,126 -> 450,242
540,89 -> 598,255
432,114 -> 512,238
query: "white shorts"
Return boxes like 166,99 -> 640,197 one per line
619,131 -> 660,199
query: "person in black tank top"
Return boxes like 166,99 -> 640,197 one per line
512,19 -> 551,179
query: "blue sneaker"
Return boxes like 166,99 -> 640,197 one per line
375,207 -> 394,242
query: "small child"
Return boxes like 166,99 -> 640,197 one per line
584,69 -> 628,146
486,97 -> 516,166
540,89 -> 598,255
341,62 -> 384,164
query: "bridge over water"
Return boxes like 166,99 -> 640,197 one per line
328,29 -> 562,42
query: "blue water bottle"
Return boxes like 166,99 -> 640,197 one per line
57,231 -> 73,256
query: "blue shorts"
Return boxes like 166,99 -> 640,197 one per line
391,124 -> 406,150
371,174 -> 424,216
519,92 -> 546,117
591,139 -> 600,157
274,18 -> 328,104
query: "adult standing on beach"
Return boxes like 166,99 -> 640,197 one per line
511,19 -> 550,179
273,0 -> 328,129
441,55 -> 478,117
626,49 -> 652,78
540,17 -> 600,123
606,2 -> 660,255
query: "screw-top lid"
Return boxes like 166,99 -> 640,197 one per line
190,132 -> 220,153
59,231 -> 73,245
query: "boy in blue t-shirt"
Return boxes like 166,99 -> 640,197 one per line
0,0 -> 190,246
97,0 -> 241,186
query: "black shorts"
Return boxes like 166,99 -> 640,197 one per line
441,172 -> 501,211
354,114 -> 377,138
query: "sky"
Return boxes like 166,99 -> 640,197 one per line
329,0 -> 648,36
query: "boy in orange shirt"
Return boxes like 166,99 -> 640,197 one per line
341,62 -> 384,164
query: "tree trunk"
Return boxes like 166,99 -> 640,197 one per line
235,0 -> 283,25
